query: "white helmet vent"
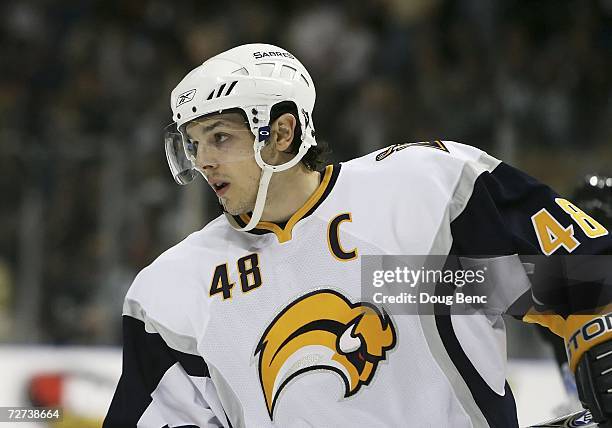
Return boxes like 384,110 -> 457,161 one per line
280,65 -> 296,80
256,63 -> 275,77
254,62 -> 308,87
232,67 -> 249,76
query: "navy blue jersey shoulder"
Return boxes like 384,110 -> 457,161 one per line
451,162 -> 558,255
451,162 -> 612,256
450,162 -> 612,315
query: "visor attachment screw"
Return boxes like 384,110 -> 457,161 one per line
251,108 -> 258,115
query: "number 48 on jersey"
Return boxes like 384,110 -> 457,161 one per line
209,253 -> 262,300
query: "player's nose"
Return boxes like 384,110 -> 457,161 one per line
194,144 -> 219,171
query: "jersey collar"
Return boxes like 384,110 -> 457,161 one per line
232,164 -> 341,243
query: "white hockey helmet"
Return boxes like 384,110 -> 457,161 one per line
164,43 -> 317,230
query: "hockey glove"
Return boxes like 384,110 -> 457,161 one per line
566,313 -> 612,428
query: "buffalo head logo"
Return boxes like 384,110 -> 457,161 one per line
254,289 -> 396,419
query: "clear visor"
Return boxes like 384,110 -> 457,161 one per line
164,123 -> 195,185
164,116 -> 257,185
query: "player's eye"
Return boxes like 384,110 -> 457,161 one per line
213,133 -> 230,145
186,139 -> 199,156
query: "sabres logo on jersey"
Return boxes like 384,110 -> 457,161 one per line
254,289 -> 397,419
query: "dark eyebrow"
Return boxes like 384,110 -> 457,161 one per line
201,120 -> 225,133
197,118 -> 247,133
187,117 -> 248,138
186,120 -> 224,139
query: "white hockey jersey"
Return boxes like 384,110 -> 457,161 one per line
104,141 -> 612,428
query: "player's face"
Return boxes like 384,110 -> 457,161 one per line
185,113 -> 262,215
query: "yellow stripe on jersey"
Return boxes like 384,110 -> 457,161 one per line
240,164 -> 335,243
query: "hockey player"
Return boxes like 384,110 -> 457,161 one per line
104,44 -> 612,427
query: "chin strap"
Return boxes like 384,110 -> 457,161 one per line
226,126 -> 314,232
228,166 -> 273,231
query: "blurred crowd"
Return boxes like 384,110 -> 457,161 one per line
1,0 -> 611,345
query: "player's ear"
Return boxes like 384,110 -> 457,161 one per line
271,113 -> 296,153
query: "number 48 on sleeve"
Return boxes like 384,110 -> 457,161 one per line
531,198 -> 609,255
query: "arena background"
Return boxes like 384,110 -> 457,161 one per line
1,0 -> 611,426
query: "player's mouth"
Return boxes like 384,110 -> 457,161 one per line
212,182 -> 230,196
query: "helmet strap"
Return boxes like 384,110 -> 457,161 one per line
225,130 -> 312,231
229,166 -> 273,231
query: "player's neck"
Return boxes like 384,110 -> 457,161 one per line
260,165 -> 321,223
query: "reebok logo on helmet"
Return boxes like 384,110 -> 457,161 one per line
176,89 -> 196,107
